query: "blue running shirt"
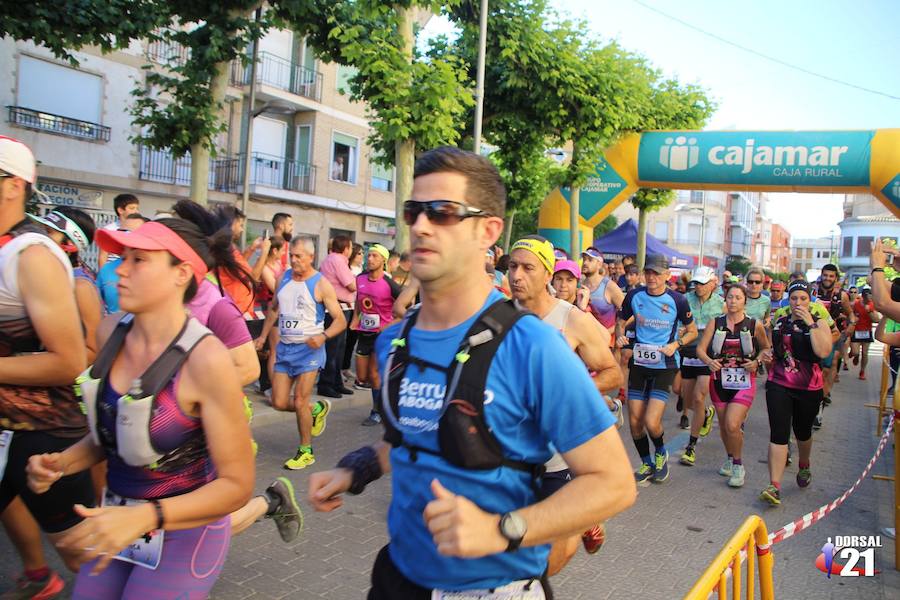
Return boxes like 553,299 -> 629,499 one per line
375,291 -> 615,590
619,286 -> 693,369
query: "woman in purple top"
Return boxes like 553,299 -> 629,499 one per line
760,280 -> 836,507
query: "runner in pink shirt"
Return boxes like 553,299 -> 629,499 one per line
318,236 -> 358,397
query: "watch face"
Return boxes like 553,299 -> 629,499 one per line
501,512 -> 527,540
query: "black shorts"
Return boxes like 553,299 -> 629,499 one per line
680,364 -> 711,379
851,330 -> 874,344
764,382 -> 823,445
355,332 -> 379,357
679,346 -> 709,379
0,430 -> 95,533
537,469 -> 571,501
627,365 -> 678,402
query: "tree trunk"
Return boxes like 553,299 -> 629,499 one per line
189,60 -> 231,205
637,207 -> 648,270
569,186 -> 580,257
392,4 -> 416,252
502,208 -> 516,252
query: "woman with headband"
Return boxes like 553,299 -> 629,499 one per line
26,218 -> 254,598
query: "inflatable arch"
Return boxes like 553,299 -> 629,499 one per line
537,129 -> 900,254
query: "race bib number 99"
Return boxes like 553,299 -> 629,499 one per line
361,313 -> 381,331
721,368 -> 751,390
633,343 -> 662,366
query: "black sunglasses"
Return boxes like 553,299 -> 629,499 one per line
403,200 -> 489,226
747,279 -> 763,284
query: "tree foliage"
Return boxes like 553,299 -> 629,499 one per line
726,255 -> 753,275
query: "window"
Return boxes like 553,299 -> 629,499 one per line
795,248 -> 802,258
690,190 -> 703,204
371,153 -> 394,192
805,248 -> 813,259
336,65 -> 358,95
857,236 -> 874,257
654,222 -> 669,241
842,236 -> 853,257
330,132 -> 358,184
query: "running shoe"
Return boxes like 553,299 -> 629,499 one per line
342,369 -> 354,381
759,484 -> 781,506
652,451 -> 669,483
822,394 -> 832,407
859,371 -> 866,381
679,445 -> 695,466
311,399 -> 331,437
634,462 -> 655,487
361,411 -> 382,427
581,524 -> 606,554
718,456 -> 733,476
679,414 -> 690,430
699,406 -> 715,437
284,447 -> 315,470
796,467 -> 812,488
728,464 -> 745,488
852,354 -> 859,366
842,361 -> 849,371
265,477 -> 303,543
0,571 -> 64,600
611,398 -> 624,429
813,415 -> 823,430
353,380 -> 371,390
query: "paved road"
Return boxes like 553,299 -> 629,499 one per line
2,345 -> 898,599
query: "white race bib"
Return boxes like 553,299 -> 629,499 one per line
853,330 -> 870,340
279,315 -> 303,336
432,579 -> 546,600
0,430 -> 12,482
721,368 -> 751,390
361,312 -> 381,331
102,489 -> 164,570
633,343 -> 662,367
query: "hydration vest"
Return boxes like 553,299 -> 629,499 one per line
380,299 -> 545,484
78,314 -> 211,469
709,315 -> 757,360
772,315 -> 821,365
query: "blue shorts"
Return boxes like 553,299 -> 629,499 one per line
821,340 -> 843,369
274,341 -> 325,378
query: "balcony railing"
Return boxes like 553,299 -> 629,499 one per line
138,148 -> 315,195
8,106 -> 110,142
231,51 -> 323,102
146,29 -> 190,67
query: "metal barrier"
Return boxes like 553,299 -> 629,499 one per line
684,516 -> 775,600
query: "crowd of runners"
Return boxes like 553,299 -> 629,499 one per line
1,136 -> 898,599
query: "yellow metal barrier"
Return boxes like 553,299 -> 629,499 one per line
684,515 -> 775,600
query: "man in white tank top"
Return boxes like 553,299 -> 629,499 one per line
508,237 -> 622,574
258,237 -> 346,470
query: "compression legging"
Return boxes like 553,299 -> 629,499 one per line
764,382 -> 823,445
72,517 -> 230,599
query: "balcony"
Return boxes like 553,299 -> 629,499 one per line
8,106 -> 110,142
138,147 -> 315,195
146,30 -> 190,67
231,51 -> 323,103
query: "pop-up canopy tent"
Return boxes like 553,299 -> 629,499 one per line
593,218 -> 694,268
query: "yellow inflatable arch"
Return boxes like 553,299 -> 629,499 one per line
537,129 -> 900,254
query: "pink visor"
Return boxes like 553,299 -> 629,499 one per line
554,259 -> 582,279
95,221 -> 208,284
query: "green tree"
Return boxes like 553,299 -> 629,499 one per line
630,188 -> 675,270
726,255 -> 752,275
593,214 -> 618,240
276,2 -> 474,251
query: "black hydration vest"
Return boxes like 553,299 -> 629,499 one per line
379,299 -> 546,484
708,315 -> 758,360
772,315 -> 821,365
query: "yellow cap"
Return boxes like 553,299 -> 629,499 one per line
511,238 -> 555,274
370,244 -> 390,262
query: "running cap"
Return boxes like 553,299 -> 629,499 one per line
581,247 -> 603,261
29,210 -> 90,255
770,280 -> 785,290
643,254 -> 669,274
787,280 -> 812,297
0,136 -> 36,184
690,265 -> 716,284
369,243 -> 390,262
96,221 -> 208,284
553,248 -> 569,261
553,259 -> 582,279
511,237 -> 555,274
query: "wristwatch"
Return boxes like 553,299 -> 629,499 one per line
499,511 -> 527,553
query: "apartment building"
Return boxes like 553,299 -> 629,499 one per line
791,237 -> 834,278
723,191 -> 760,259
769,223 -> 791,273
0,27 -> 398,263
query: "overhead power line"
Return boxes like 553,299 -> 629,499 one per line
631,0 -> 900,102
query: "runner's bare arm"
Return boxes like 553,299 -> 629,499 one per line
393,278 -> 419,320
75,279 -> 103,364
570,310 -> 621,393
256,296 -> 280,349
308,441 -> 393,512
317,277 -> 348,341
27,435 -> 105,494
0,245 -> 86,385
229,342 -> 261,386
875,319 -> 900,346
606,278 -> 625,310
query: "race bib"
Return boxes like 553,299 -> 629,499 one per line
102,489 -> 164,570
853,330 -> 870,340
279,315 -> 303,336
432,579 -> 546,600
633,343 -> 662,366
721,368 -> 751,390
360,312 -> 381,331
0,430 -> 12,482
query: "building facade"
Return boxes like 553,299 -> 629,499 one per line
790,237 -> 834,279
839,193 -> 900,283
1,27 -> 400,263
769,223 -> 791,273
724,191 -> 760,260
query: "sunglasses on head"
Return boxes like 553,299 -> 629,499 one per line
403,200 -> 489,226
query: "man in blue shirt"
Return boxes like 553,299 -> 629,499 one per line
95,213 -> 147,313
617,254 -> 697,486
308,147 -> 635,598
